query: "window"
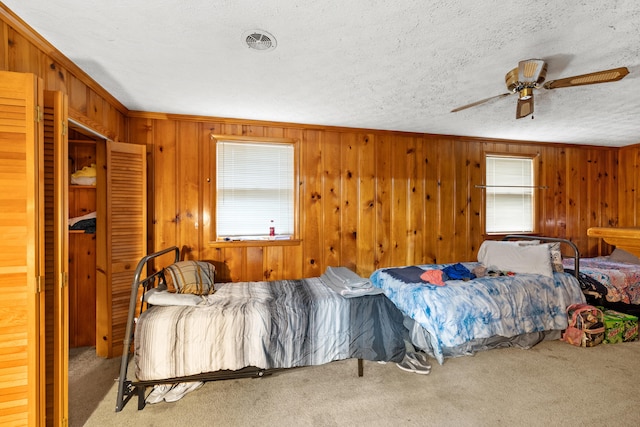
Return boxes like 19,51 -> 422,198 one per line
485,155 -> 536,234
214,136 -> 297,240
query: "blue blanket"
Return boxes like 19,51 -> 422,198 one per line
370,262 -> 585,364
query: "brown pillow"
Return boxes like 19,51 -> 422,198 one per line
608,248 -> 640,265
164,260 -> 216,295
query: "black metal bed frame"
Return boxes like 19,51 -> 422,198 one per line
114,246 -> 364,413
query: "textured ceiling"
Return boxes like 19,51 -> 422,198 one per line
4,0 -> 640,147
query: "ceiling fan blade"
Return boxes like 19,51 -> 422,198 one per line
516,95 -> 534,119
518,59 -> 546,83
543,66 -> 629,90
451,93 -> 511,113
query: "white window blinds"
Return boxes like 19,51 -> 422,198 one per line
485,156 -> 534,233
216,140 -> 294,239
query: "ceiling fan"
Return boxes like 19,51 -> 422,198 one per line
451,59 -> 630,119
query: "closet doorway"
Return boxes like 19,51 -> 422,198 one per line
67,123 -> 102,348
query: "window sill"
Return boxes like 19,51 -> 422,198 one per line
483,232 -> 539,239
209,239 -> 301,248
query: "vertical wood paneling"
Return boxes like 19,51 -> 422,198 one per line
216,248 -> 241,282
375,133 -> 391,269
67,75 -> 87,117
454,140 -> 470,260
323,132 -> 343,268
436,138 -> 455,263
340,133 -> 358,272
468,142 -> 483,258
618,144 -> 640,229
407,135 -> 424,265
603,149 -> 617,229
68,234 -> 96,347
132,115 -> 621,281
301,130 -> 324,278
539,145 -> 556,238
150,120 -> 178,252
283,128 -> 305,279
6,29 -> 43,76
423,138 -> 439,263
177,122 -> 200,260
44,61 -> 67,93
555,147 -> 568,238
264,246 -> 283,280
585,149 -> 600,254
390,135 -> 408,267
246,247 -> 265,281
356,133 -> 376,275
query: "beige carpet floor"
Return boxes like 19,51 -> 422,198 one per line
72,339 -> 640,427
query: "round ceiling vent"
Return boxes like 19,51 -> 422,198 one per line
243,30 -> 277,52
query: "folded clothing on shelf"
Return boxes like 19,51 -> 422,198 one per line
71,163 -> 96,185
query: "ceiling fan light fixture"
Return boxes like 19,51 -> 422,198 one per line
518,59 -> 547,84
519,87 -> 533,100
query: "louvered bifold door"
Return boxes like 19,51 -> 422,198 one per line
0,71 -> 45,425
43,90 -> 69,427
96,141 -> 147,358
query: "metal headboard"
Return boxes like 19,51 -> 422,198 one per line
115,246 -> 180,412
502,235 -> 580,279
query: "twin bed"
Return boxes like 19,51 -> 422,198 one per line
115,247 -> 407,412
115,230 -> 640,412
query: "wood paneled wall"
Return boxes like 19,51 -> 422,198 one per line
618,144 -> 640,228
0,6 -> 128,140
129,114 -> 619,281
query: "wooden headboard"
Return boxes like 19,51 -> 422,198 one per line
587,227 -> 640,258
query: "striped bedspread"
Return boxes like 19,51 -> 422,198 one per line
134,278 -> 406,381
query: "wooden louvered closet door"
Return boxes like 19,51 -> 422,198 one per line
0,71 -> 45,425
43,90 -> 69,426
96,141 -> 147,358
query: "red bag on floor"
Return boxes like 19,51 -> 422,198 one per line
562,303 -> 605,347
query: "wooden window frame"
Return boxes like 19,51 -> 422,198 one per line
482,152 -> 540,236
208,134 -> 300,245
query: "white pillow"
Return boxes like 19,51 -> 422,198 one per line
143,288 -> 204,306
477,240 -> 553,278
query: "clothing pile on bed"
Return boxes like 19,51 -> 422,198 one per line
383,263 -> 477,286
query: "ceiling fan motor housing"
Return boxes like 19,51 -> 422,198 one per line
505,61 -> 548,98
